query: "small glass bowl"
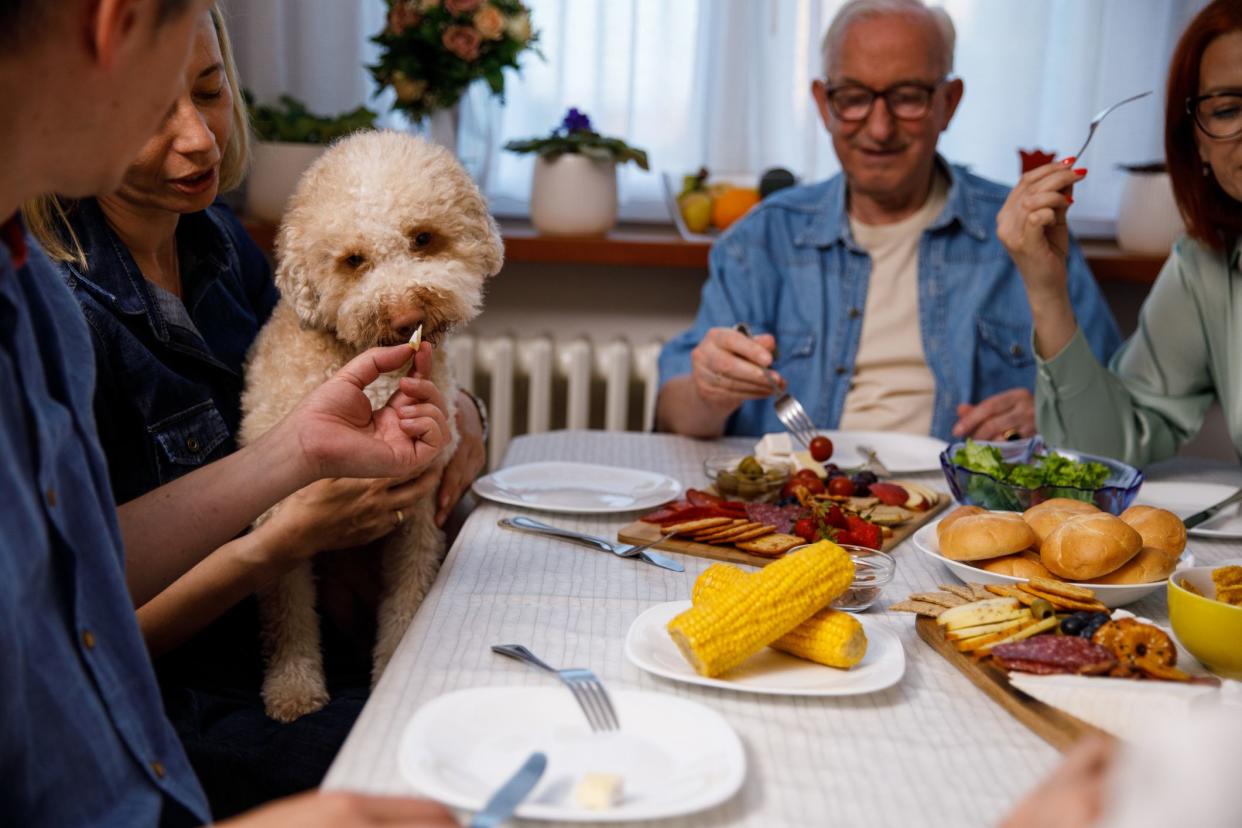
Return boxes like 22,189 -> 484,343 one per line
830,544 -> 897,612
939,436 -> 1143,515
702,454 -> 791,502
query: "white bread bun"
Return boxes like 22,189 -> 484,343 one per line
1024,497 -> 1099,521
1087,546 -> 1179,585
1040,512 -> 1142,580
1023,508 -> 1081,547
975,551 -> 1055,580
937,505 -> 987,543
1119,505 -> 1187,559
939,512 -> 1037,562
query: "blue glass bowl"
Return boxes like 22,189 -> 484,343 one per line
939,436 -> 1143,514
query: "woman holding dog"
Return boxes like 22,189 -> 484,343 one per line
997,0 -> 1242,468
26,7 -> 485,818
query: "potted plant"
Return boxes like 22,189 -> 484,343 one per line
371,0 -> 538,151
1115,161 -> 1185,257
245,94 -> 377,223
505,108 -> 650,236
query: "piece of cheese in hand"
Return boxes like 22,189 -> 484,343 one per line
574,773 -> 624,811
407,324 -> 423,350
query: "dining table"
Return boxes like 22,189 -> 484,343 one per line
323,429 -> 1242,827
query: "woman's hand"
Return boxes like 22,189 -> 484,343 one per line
952,387 -> 1036,440
690,327 -> 783,413
997,160 -> 1087,359
1000,734 -> 1115,828
433,390 -> 487,527
218,790 -> 457,827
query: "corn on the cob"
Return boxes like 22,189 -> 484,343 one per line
693,563 -> 867,669
666,540 -> 854,677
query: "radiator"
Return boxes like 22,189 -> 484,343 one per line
445,334 -> 665,469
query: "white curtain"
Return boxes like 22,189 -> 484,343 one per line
222,0 -> 1208,232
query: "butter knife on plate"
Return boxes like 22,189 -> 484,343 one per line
1183,487 -> 1242,529
469,751 -> 547,828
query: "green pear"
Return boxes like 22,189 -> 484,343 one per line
679,191 -> 712,233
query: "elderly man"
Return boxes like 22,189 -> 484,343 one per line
656,0 -> 1120,443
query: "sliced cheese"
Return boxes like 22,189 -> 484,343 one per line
574,773 -> 624,811
790,450 -> 827,478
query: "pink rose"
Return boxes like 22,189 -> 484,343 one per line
473,5 -> 505,40
441,25 -> 482,61
444,0 -> 483,14
387,0 -> 422,35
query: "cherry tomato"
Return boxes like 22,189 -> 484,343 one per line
827,476 -> 855,497
799,476 -> 826,496
793,517 -> 817,543
792,468 -> 821,483
809,436 -> 833,462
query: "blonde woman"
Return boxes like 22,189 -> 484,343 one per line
27,7 -> 484,817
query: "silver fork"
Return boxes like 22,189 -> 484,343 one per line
1070,91 -> 1152,160
491,644 -> 620,731
734,323 -> 818,448
497,516 -> 683,571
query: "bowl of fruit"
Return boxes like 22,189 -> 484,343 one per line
664,167 -> 797,241
703,454 -> 792,502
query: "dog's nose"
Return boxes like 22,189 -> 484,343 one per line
389,311 -> 424,343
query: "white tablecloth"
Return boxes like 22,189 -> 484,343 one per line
324,431 -> 1242,827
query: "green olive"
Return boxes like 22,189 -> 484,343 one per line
737,479 -> 762,498
716,472 -> 739,493
1029,598 -> 1055,620
737,455 -> 763,477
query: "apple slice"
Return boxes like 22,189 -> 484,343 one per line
977,616 -> 1060,655
945,612 -> 1033,641
936,597 -> 1021,629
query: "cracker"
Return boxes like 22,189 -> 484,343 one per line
890,599 -> 946,617
1018,582 -> 1107,612
909,591 -> 967,608
665,517 -> 733,535
735,533 -> 803,556
985,584 -> 1036,605
691,519 -> 748,541
1025,576 -> 1096,602
939,583 -> 977,602
724,525 -> 776,544
968,582 -> 993,601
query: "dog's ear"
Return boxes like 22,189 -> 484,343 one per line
273,221 -> 323,329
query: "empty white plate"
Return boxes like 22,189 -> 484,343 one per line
398,686 -> 745,822
472,461 -> 682,514
754,430 -> 948,474
625,600 -> 905,696
910,521 -> 1194,608
1134,480 -> 1242,538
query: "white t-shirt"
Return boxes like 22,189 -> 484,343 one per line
839,173 -> 948,434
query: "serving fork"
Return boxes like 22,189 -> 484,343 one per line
733,322 -> 818,448
491,644 -> 620,732
1070,91 -> 1153,161
498,516 -> 683,572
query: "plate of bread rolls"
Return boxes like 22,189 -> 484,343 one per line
912,498 -> 1192,608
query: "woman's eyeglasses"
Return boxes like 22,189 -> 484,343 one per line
824,78 -> 949,122
1187,92 -> 1242,140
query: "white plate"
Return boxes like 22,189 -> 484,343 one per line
755,430 -> 948,474
1134,480 -> 1242,538
472,462 -> 682,514
398,686 -> 745,822
910,521 -> 1194,608
624,600 -> 905,696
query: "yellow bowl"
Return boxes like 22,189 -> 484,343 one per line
1167,565 -> 1242,680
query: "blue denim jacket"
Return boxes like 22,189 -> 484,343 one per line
0,219 -> 209,826
658,160 -> 1122,440
59,198 -> 278,505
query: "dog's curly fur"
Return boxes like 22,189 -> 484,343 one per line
238,130 -> 502,722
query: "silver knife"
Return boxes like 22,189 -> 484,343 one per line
469,751 -> 547,828
1183,487 -> 1242,529
499,516 -> 685,572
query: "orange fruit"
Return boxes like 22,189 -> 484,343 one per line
710,187 -> 760,230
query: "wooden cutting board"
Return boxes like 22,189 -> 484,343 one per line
616,496 -> 947,569
916,616 -> 1106,751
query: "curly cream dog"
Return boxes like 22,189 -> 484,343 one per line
239,130 -> 502,722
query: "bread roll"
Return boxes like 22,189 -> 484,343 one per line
1087,546 -> 1179,585
1023,508 -> 1080,547
1024,497 -> 1099,521
975,551 -> 1054,580
1119,505 -> 1187,558
1040,512 -> 1142,580
937,505 -> 986,543
939,512 -> 1037,562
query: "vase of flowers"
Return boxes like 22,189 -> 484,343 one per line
371,0 -> 537,152
505,108 -> 649,236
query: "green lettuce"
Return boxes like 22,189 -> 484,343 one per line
952,439 -> 1110,490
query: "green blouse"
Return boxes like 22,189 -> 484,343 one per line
1036,235 -> 1242,467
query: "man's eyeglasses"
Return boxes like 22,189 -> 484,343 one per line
824,78 -> 949,122
1187,92 -> 1242,140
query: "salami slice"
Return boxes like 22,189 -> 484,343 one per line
745,503 -> 799,534
992,636 -> 1116,675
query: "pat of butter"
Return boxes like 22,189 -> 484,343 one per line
407,324 -> 423,350
791,450 -> 827,478
574,772 -> 623,811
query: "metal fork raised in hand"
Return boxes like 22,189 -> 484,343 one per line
1071,91 -> 1153,161
734,322 -> 818,448
491,644 -> 620,732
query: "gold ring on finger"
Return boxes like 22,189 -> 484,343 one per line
1001,427 -> 1021,441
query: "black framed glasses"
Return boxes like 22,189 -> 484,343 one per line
1187,92 -> 1242,140
824,78 -> 949,122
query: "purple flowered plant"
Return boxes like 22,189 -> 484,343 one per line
505,107 -> 649,169
560,107 -> 593,134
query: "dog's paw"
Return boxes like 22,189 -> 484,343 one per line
262,671 -> 329,723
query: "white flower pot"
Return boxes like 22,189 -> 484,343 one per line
529,155 -> 618,236
245,141 -> 326,224
1116,170 -> 1185,257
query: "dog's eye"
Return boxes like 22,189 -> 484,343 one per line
413,232 -> 433,249
343,253 -> 366,270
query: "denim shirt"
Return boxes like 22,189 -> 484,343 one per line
59,198 -> 277,505
658,160 -> 1123,440
0,219 -> 209,826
